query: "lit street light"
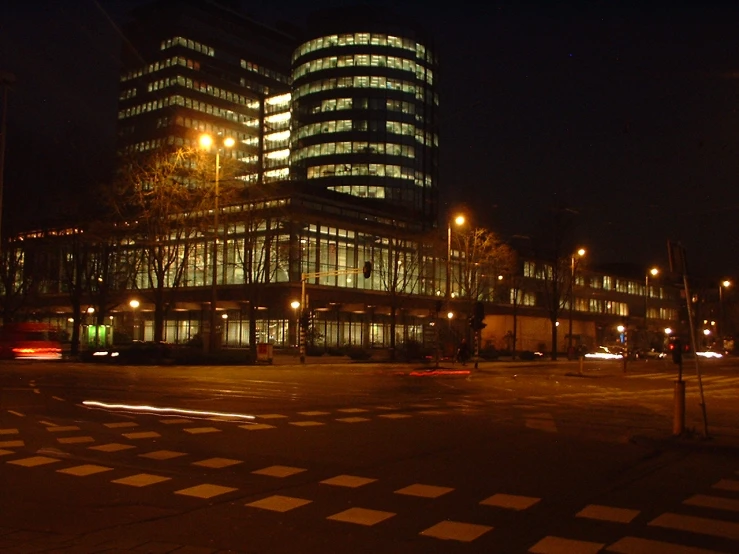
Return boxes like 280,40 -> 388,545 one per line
129,299 -> 140,341
291,300 -> 300,348
568,248 -> 586,358
719,280 -> 731,342
199,133 -> 235,354
645,267 -> 659,349
446,214 -> 465,306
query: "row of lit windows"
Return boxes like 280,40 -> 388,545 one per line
293,142 -> 415,161
307,163 -> 419,180
119,88 -> 137,101
265,93 -> 291,113
523,261 -> 668,300
293,34 -> 432,64
118,94 -> 256,125
293,75 -> 429,102
121,56 -> 199,82
293,55 -> 433,85
161,36 -> 215,57
328,185 -> 385,200
265,168 -> 289,182
146,75 -> 260,110
307,97 -> 416,115
295,119 -> 417,139
240,59 -> 289,84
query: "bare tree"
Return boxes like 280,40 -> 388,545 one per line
109,147 -> 212,343
375,233 -> 424,358
454,227 -> 516,306
0,239 -> 38,324
530,207 -> 579,360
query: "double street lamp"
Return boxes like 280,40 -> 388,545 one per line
199,134 -> 235,353
567,248 -> 586,358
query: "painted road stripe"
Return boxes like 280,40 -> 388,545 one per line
336,417 -> 371,423
607,535 -> 727,554
649,512 -> 739,540
57,464 -> 113,476
246,495 -> 312,512
252,465 -> 306,478
395,483 -> 453,498
481,493 -> 540,510
175,484 -> 237,499
321,475 -> 377,488
327,507 -> 395,526
0,440 -> 24,448
576,504 -> 640,523
420,520 -> 492,542
112,473 -> 171,487
0,429 -> 18,435
529,536 -> 604,553
684,494 -> 739,512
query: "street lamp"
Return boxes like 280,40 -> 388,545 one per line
446,214 -> 465,306
645,267 -> 659,347
199,133 -> 235,354
719,280 -> 731,342
568,248 -> 586,358
290,300 -> 300,348
129,299 -> 140,341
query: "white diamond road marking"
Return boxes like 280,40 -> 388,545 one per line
112,473 -> 171,487
395,484 -> 453,498
104,422 -> 138,429
246,495 -> 312,512
607,535 -> 726,554
89,443 -> 136,452
528,535 -> 605,553
8,456 -> 60,467
192,458 -> 242,469
0,429 -> 19,435
480,493 -> 540,511
57,436 -> 95,444
0,440 -> 24,448
419,520 -> 492,542
175,484 -> 237,499
321,474 -> 377,488
183,427 -> 221,434
684,494 -> 739,512
335,417 -> 370,423
139,450 -> 187,460
252,465 -> 306,478
256,414 -> 288,419
649,512 -> 739,540
240,423 -> 275,431
576,504 -> 639,523
378,413 -> 411,419
57,464 -> 113,476
327,507 -> 395,526
122,431 -> 161,439
298,411 -> 330,416
289,421 -> 325,427
46,426 -> 80,432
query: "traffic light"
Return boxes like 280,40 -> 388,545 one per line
472,301 -> 486,330
363,261 -> 372,278
670,338 -> 683,364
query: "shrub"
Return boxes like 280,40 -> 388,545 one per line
346,347 -> 373,360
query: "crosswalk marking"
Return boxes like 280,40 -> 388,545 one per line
183,427 -> 221,434
480,493 -> 540,510
57,436 -> 95,444
104,422 -> 138,429
419,520 -> 492,542
529,535 -> 604,553
240,423 -> 275,431
192,457 -> 241,469
0,440 -> 23,448
289,421 -> 325,427
395,483 -> 453,498
252,465 -> 306,478
712,479 -> 739,492
57,464 -> 113,476
576,504 -> 639,523
122,431 -> 160,439
607,535 -> 728,554
321,474 -> 376,488
335,417 -> 370,423
89,443 -> 135,452
684,494 -> 739,512
112,473 -> 171,487
139,450 -> 186,460
649,512 -> 739,540
0,428 -> 19,435
7,456 -> 59,467
327,507 -> 395,526
175,483 -> 237,499
246,495 -> 312,512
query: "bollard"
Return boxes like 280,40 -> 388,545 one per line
673,380 -> 685,436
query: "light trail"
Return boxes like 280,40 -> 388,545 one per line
82,400 -> 256,421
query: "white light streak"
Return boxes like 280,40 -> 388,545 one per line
82,400 -> 256,421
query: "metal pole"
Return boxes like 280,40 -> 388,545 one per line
645,272 -> 649,350
568,255 -> 574,358
208,150 -> 220,354
446,223 -> 451,306
299,275 -> 306,364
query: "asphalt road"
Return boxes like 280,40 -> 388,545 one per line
2,358 -> 739,553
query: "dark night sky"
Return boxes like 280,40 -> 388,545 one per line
3,0 -> 739,278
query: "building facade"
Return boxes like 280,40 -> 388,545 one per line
6,0 -> 681,358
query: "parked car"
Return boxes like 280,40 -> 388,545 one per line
87,341 -> 180,365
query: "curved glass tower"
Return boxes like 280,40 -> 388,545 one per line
290,9 -> 439,227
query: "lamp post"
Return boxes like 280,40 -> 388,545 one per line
567,248 -> 586,359
129,299 -> 140,341
290,300 -> 300,348
719,280 -> 731,342
446,214 -> 465,307
199,134 -> 235,354
645,267 -> 659,350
